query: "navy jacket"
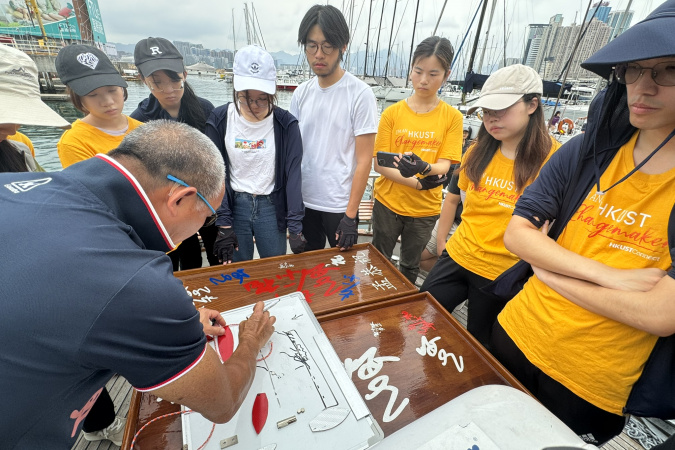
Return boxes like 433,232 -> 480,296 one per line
205,104 -> 304,234
488,84 -> 675,419
130,94 -> 214,125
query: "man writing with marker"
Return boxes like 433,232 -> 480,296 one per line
0,121 -> 275,448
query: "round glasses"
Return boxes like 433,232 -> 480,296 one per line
304,42 -> 336,56
614,61 -> 675,87
148,79 -> 184,93
481,99 -> 523,120
237,96 -> 270,108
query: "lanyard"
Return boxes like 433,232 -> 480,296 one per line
593,127 -> 675,196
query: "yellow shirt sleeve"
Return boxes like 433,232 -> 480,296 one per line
7,131 -> 35,157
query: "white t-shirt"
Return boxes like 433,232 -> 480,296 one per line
225,106 -> 276,195
290,71 -> 378,213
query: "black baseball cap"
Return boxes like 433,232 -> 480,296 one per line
134,37 -> 185,78
55,44 -> 127,96
582,0 -> 675,79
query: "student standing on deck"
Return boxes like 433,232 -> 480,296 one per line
372,36 -> 463,284
420,64 -> 560,348
492,1 -> 675,444
206,45 -> 306,264
132,37 -> 218,270
55,45 -> 142,168
290,4 -> 378,251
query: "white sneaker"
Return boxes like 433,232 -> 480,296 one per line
82,416 -> 126,446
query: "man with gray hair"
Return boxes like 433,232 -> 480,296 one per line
0,120 -> 275,448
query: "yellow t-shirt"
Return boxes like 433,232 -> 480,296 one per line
7,131 -> 35,157
57,117 -> 142,168
499,132 -> 675,415
447,137 -> 561,279
373,99 -> 463,217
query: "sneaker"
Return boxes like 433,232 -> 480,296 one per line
82,416 -> 126,446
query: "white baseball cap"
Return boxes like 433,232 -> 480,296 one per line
468,64 -> 543,115
233,45 -> 276,94
0,44 -> 70,128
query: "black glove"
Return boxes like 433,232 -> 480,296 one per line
397,153 -> 430,178
417,174 -> 448,190
289,233 -> 307,254
335,214 -> 358,250
213,227 -> 238,263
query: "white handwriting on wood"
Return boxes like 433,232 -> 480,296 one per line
344,347 -> 409,422
416,336 -> 464,372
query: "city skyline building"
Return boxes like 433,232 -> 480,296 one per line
586,1 -> 611,23
521,24 -> 548,67
607,9 -> 634,40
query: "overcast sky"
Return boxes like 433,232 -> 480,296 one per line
99,0 -> 660,63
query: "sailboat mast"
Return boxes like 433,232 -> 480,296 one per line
477,0 -> 497,74
550,0 -> 594,122
432,0 -> 449,36
383,0 -> 398,78
373,0 -> 387,76
405,0 -> 421,88
232,8 -> 237,53
364,0 -> 373,77
461,0 -> 489,105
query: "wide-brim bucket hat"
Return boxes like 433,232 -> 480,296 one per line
582,0 -> 675,79
0,44 -> 69,128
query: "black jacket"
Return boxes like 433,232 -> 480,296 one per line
205,104 -> 304,234
130,94 -> 214,125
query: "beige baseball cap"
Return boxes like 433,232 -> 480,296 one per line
467,64 -> 543,115
0,44 -> 70,128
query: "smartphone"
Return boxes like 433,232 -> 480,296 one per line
376,151 -> 400,168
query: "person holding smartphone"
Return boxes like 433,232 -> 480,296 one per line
371,36 -> 463,284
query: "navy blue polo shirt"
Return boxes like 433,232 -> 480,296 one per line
0,155 -> 207,448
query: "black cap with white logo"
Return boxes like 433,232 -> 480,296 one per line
55,44 -> 127,96
134,37 -> 185,78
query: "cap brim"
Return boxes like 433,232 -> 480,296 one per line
233,75 -> 276,94
0,94 -> 70,128
581,15 -> 675,79
68,73 -> 128,96
137,58 -> 185,78
467,93 -> 523,115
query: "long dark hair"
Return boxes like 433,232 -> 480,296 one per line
163,70 -> 207,132
232,88 -> 277,120
462,93 -> 551,193
412,36 -> 454,76
0,140 -> 30,172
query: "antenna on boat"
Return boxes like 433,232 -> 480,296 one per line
404,0 -> 421,88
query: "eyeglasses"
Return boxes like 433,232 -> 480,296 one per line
304,41 -> 336,56
237,96 -> 270,108
166,174 -> 217,226
148,79 -> 184,93
481,99 -> 523,120
614,61 -> 675,87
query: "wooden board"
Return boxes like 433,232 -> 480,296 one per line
318,293 -> 527,436
122,292 -> 526,449
179,243 -> 416,316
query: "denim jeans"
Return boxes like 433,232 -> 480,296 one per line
232,192 -> 287,262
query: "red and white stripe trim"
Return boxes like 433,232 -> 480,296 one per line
95,154 -> 175,250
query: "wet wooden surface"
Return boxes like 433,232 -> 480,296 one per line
177,243 -> 416,316
319,293 -> 526,436
122,289 -> 527,449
